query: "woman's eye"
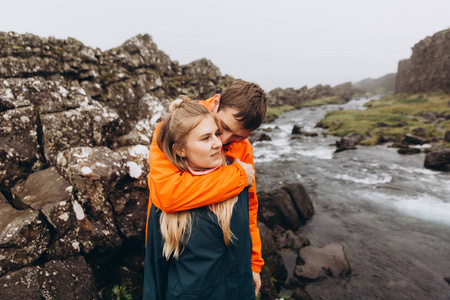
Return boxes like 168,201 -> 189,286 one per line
202,136 -> 209,140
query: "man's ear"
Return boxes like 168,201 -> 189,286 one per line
211,95 -> 220,113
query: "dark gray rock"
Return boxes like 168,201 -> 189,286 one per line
398,146 -> 421,155
282,183 -> 315,225
335,133 -> 364,152
10,167 -> 74,237
258,222 -> 287,298
402,133 -> 429,145
55,147 -> 125,251
0,256 -> 97,300
424,148 -> 450,171
0,193 -> 50,276
248,131 -> 272,144
294,243 -> 351,282
0,105 -> 44,189
445,130 -> 450,143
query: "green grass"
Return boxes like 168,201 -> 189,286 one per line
320,93 -> 450,146
265,105 -> 295,122
296,96 -> 347,108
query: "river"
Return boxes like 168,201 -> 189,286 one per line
253,97 -> 450,300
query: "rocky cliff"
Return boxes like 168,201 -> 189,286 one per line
396,28 -> 450,93
267,82 -> 354,107
0,32 -> 342,299
0,31 -> 236,299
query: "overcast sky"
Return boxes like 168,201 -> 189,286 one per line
1,0 -> 449,91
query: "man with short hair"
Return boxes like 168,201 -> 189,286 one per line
147,80 -> 268,295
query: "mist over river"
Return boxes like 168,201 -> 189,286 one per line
253,97 -> 450,299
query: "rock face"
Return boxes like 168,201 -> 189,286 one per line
0,31 -> 234,299
396,29 -> 450,93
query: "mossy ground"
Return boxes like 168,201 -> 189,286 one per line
319,92 -> 450,146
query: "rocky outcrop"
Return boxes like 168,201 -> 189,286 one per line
0,31 -> 235,299
267,82 -> 354,107
396,29 -> 450,93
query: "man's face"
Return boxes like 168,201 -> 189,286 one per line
213,107 -> 252,145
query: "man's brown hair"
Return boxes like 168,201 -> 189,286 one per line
218,80 -> 267,131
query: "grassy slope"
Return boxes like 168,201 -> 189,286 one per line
319,93 -> 450,146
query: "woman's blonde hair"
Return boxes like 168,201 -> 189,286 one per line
157,97 -> 238,259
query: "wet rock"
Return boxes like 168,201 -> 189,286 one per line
0,105 -> 44,189
445,130 -> 450,143
424,148 -> 450,171
10,167 -> 74,235
335,133 -> 364,152
275,229 -> 310,251
0,256 -> 96,300
288,288 -> 313,300
294,243 -> 351,282
397,146 -> 421,155
402,133 -> 428,145
282,183 -> 315,225
258,183 -> 314,231
258,189 -> 302,231
0,193 -> 50,276
258,222 -> 287,299
248,131 -> 272,144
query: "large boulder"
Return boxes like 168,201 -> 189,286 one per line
424,148 -> 450,171
258,183 -> 315,231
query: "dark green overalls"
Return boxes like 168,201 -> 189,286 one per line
143,188 -> 255,300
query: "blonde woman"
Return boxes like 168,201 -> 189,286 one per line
144,99 -> 255,299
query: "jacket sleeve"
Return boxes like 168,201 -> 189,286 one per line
148,124 -> 249,214
239,141 -> 264,273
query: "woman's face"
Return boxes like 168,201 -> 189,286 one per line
180,115 -> 223,170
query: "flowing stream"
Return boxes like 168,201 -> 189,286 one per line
253,97 -> 450,300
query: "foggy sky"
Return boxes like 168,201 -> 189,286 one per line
1,0 -> 449,91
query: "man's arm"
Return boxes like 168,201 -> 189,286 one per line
230,140 -> 264,273
148,124 -> 249,213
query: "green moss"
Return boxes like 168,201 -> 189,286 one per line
265,105 -> 295,122
12,45 -> 24,50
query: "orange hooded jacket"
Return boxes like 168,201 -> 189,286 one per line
147,95 -> 264,273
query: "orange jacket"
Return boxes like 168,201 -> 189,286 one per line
147,95 -> 264,273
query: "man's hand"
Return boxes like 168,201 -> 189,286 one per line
233,158 -> 255,187
252,272 -> 261,296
